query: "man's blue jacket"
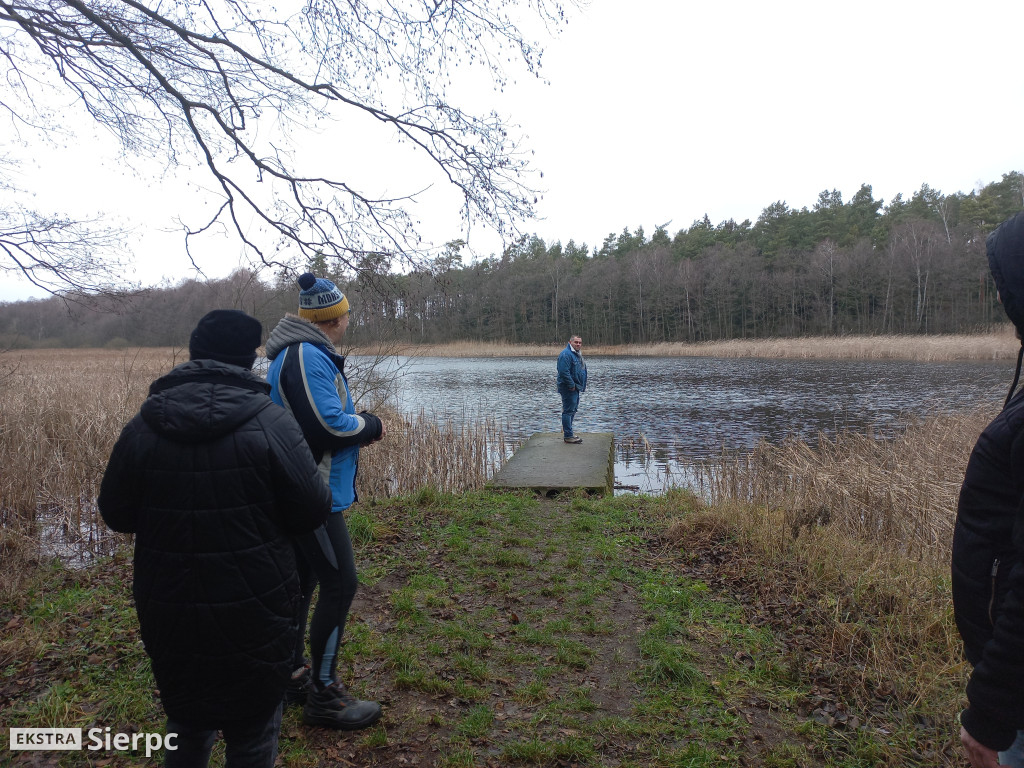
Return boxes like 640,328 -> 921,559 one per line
556,342 -> 587,393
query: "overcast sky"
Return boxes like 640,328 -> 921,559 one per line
2,0 -> 1023,302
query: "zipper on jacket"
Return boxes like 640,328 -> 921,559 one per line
989,558 -> 1001,626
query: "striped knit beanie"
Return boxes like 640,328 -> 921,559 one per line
297,272 -> 350,323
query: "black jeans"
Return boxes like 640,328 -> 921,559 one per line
165,704 -> 282,768
293,510 -> 359,687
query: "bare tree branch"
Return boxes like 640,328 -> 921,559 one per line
0,0 -> 572,292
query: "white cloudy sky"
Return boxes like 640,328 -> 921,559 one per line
2,0 -> 1023,302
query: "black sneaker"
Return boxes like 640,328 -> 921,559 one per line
302,682 -> 382,730
284,664 -> 312,707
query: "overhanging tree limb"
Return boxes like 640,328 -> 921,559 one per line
0,0 -> 571,292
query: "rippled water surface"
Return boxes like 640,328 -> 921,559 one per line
375,355 -> 1012,493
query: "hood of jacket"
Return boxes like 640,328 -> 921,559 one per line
265,314 -> 336,360
140,359 -> 272,444
988,212 -> 1024,332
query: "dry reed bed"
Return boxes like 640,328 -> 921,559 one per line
697,407 -> 994,566
0,349 -> 511,571
358,409 -> 513,498
1,350 -> 183,563
677,409 -> 994,726
389,329 -> 1021,361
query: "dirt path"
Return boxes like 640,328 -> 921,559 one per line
285,492 -> 814,767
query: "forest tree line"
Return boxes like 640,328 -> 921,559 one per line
2,172 -> 1022,349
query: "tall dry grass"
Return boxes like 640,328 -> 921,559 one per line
680,406 -> 997,740
390,328 -> 1021,361
358,409 -> 513,497
0,349 -> 186,573
0,349 -> 514,586
696,407 -> 994,566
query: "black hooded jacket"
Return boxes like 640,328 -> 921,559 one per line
98,359 -> 331,726
953,211 -> 1024,751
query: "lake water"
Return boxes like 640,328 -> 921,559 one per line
376,355 -> 1012,494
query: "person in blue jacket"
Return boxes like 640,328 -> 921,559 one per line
954,211 -> 1024,768
265,273 -> 386,730
556,334 -> 587,443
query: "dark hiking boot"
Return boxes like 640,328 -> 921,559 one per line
564,435 -> 583,444
284,664 -> 312,707
302,682 -> 382,730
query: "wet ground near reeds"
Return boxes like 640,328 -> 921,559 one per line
380,354 -> 1011,494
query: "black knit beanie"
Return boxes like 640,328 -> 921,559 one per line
188,309 -> 262,370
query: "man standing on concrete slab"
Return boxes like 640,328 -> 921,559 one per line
557,335 -> 587,444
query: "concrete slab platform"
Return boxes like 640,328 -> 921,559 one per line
489,432 -> 614,496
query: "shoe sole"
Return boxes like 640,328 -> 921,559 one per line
302,706 -> 383,731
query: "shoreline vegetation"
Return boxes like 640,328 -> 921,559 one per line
378,328 -> 1021,361
0,342 -> 990,765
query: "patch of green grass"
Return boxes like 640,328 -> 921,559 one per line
360,726 -> 389,748
408,572 -> 447,590
440,522 -> 472,554
544,617 -> 572,633
346,507 -> 376,545
90,660 -> 159,724
438,740 -> 477,768
389,587 -> 427,625
514,680 -> 549,704
451,678 -> 488,700
554,638 -> 593,670
452,652 -> 490,682
514,623 -> 555,647
276,728 -> 319,768
574,613 -> 615,636
565,552 -> 585,569
27,585 -> 91,621
501,733 -> 598,765
761,741 -> 814,768
655,741 -> 723,767
455,704 -> 494,739
394,666 -> 451,694
17,681 -> 86,726
560,685 -> 597,714
570,513 -> 600,533
442,623 -> 493,653
490,547 -> 533,569
638,641 -> 705,688
502,647 -> 541,666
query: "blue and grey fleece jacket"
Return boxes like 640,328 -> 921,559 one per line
265,314 -> 382,512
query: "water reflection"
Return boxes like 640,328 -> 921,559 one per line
375,355 -> 1011,494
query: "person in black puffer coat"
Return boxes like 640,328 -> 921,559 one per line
954,211 -> 1024,768
98,310 -> 331,768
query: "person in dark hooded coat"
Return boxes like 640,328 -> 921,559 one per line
954,211 -> 1024,768
99,309 -> 331,768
